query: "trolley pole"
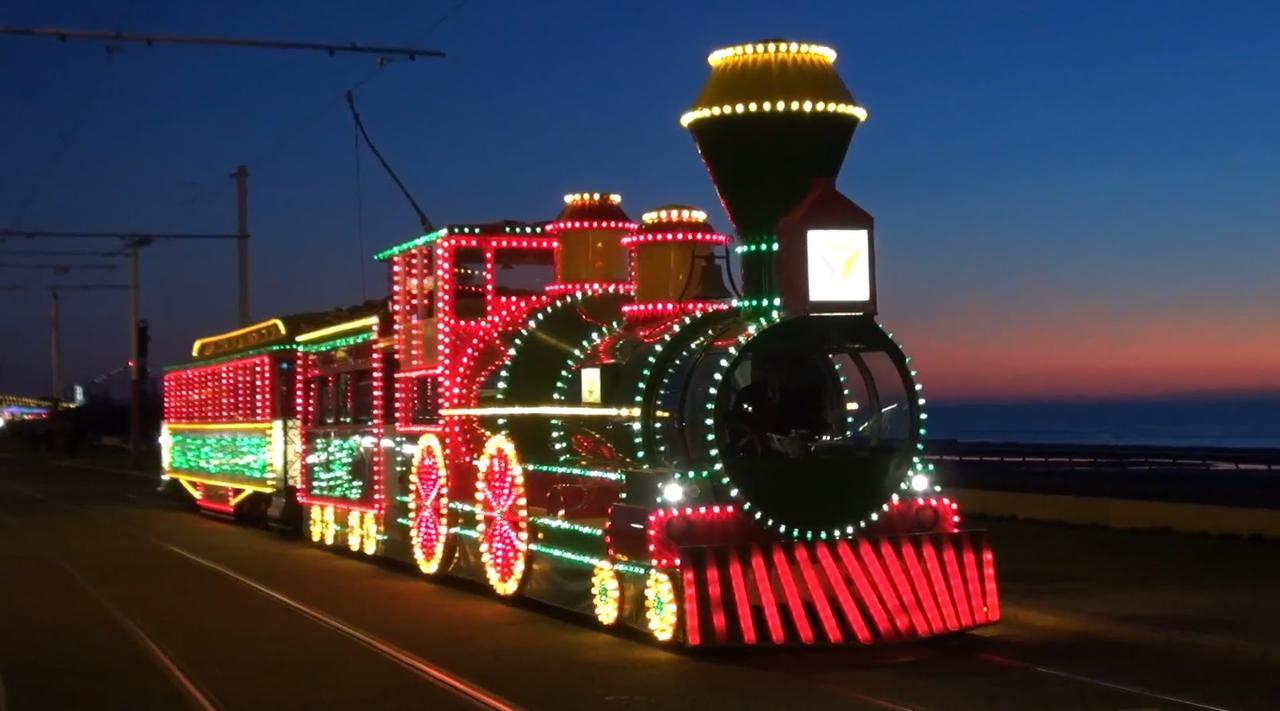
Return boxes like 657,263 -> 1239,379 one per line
50,289 -> 61,401
127,240 -> 142,464
234,165 -> 250,325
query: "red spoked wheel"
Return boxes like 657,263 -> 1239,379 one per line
475,434 -> 528,596
410,434 -> 451,574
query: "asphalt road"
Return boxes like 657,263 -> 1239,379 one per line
1,456 -> 1276,710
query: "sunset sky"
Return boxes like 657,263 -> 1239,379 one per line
1,1 -> 1277,401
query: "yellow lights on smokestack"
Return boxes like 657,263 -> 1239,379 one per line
680,39 -> 867,128
563,192 -> 623,206
706,41 -> 837,67
680,100 -> 867,128
641,207 -> 709,224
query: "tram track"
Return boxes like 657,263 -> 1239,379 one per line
0,460 -> 1269,710
166,544 -> 518,711
974,653 -> 1232,711
52,559 -> 221,711
0,471 -> 515,711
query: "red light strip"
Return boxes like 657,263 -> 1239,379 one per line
196,498 -> 236,515
856,539 -> 912,636
543,281 -> 633,296
545,220 -> 637,232
815,542 -> 872,643
833,540 -> 894,638
682,566 -> 701,647
770,546 -> 815,644
702,553 -> 729,644
898,539 -> 945,634
163,353 -> 274,423
877,539 -> 930,637
982,539 -> 1001,622
748,545 -> 786,644
792,544 -> 843,643
920,538 -> 961,630
961,536 -> 987,625
941,541 -> 974,627
619,231 -> 730,247
725,549 -> 757,645
621,301 -> 731,319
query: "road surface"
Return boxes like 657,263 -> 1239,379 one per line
1,455 -> 1276,710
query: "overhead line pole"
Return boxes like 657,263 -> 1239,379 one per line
51,290 -> 60,401
0,27 -> 446,60
0,280 -> 130,404
127,241 -> 141,462
234,165 -> 250,325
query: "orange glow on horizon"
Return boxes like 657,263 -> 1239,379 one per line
888,303 -> 1280,400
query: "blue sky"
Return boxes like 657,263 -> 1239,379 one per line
2,1 -> 1277,399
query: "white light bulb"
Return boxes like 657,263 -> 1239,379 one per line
662,482 -> 684,503
911,473 -> 930,492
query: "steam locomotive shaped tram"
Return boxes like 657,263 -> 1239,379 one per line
161,40 -> 999,646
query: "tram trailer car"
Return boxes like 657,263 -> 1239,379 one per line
161,40 -> 999,647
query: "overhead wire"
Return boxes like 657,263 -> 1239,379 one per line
7,0 -> 140,231
353,112 -> 368,299
176,0 -> 469,224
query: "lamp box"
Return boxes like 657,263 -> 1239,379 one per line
775,178 -> 877,316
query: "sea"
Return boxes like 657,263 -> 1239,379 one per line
925,396 -> 1280,450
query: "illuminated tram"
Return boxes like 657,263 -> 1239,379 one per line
161,40 -> 999,646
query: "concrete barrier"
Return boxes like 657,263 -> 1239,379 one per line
949,487 -> 1280,539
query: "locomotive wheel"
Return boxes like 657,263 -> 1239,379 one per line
308,504 -> 324,543
644,570 -> 679,642
347,509 -> 364,553
475,434 -> 528,596
361,511 -> 379,556
591,561 -> 621,626
409,434 -> 451,574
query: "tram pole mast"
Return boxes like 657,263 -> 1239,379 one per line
50,289 -> 61,401
234,165 -> 250,325
127,240 -> 142,463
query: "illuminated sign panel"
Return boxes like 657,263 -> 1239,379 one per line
192,319 -> 288,358
580,367 -> 602,404
806,229 -> 870,303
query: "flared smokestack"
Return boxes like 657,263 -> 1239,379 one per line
682,40 -> 867,299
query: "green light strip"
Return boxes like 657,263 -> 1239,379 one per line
168,432 -> 271,479
448,501 -> 480,513
528,543 -> 602,568
297,331 -> 374,353
373,228 -> 447,261
166,343 -> 295,371
614,561 -> 649,575
531,516 -> 604,537
731,297 -> 782,309
449,526 -> 481,539
525,462 -> 625,482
